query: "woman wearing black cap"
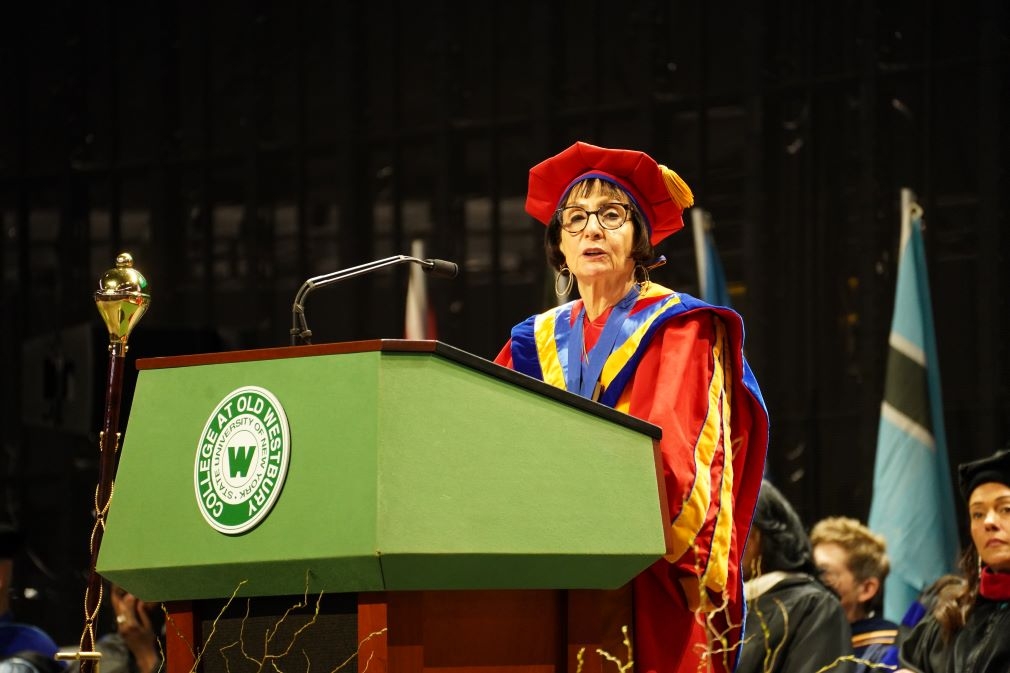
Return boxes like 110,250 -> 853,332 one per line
494,142 -> 769,673
898,449 -> 1010,672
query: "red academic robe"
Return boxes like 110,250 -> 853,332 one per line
496,285 -> 769,673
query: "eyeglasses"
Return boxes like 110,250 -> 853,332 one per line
557,203 -> 631,233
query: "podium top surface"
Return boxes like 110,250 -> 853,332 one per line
137,339 -> 661,440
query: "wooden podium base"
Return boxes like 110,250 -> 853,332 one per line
166,588 -> 631,673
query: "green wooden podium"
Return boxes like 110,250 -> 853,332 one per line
99,340 -> 669,673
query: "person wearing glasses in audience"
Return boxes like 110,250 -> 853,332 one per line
897,449 -> 1010,673
494,142 -> 769,673
810,517 -> 900,672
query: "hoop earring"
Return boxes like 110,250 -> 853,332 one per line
635,264 -> 651,292
555,264 -> 574,297
749,555 -> 763,580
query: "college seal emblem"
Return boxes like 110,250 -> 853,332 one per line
194,386 -> 291,534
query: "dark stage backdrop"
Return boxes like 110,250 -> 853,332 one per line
0,0 -> 1007,646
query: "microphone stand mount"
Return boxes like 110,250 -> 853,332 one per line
290,254 -> 457,346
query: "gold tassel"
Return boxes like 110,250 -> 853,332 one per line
659,166 -> 695,209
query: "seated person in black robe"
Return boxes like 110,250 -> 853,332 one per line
735,480 -> 854,673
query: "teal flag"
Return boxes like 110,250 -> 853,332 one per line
691,208 -> 732,307
868,191 -> 959,621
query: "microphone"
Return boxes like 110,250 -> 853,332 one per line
424,258 -> 459,278
290,254 -> 458,345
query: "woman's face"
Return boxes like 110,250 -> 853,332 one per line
969,481 -> 1010,572
558,184 -> 637,291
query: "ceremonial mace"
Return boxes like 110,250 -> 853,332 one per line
58,253 -> 151,673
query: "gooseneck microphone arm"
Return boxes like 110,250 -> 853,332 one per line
290,254 -> 458,345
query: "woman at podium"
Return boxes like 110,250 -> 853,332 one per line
495,142 -> 769,673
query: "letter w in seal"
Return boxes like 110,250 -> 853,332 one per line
228,445 -> 256,478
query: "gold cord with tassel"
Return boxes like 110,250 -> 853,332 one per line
659,165 -> 695,209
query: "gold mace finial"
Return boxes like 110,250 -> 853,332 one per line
94,252 -> 151,357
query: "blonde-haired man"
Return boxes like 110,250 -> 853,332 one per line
811,517 -> 899,672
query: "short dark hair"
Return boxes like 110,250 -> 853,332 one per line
544,179 -> 656,278
752,480 -> 817,576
